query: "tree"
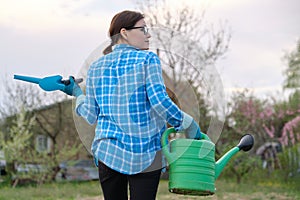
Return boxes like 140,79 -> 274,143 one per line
222,151 -> 260,184
0,74 -> 65,120
283,39 -> 300,90
1,106 -> 82,186
33,100 -> 83,181
0,77 -> 84,185
277,39 -> 300,179
134,0 -> 231,141
0,108 -> 35,186
221,89 -> 300,176
222,90 -> 268,146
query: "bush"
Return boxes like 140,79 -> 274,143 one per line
277,143 -> 300,180
220,152 -> 261,183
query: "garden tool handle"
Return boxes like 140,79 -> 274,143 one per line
61,77 -> 83,85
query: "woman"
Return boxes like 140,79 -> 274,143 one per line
64,10 -> 201,200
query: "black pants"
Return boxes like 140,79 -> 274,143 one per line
98,161 -> 162,200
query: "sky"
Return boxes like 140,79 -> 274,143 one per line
0,0 -> 299,101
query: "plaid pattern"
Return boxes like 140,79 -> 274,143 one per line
76,44 -> 185,174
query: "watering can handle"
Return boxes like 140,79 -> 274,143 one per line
161,127 -> 211,148
161,127 -> 176,148
161,127 -> 176,162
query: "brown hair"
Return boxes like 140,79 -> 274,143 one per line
103,10 -> 144,55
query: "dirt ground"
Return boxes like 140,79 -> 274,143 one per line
79,192 -> 296,200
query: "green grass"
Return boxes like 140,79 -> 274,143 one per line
0,181 -> 100,200
157,179 -> 300,200
0,178 -> 299,200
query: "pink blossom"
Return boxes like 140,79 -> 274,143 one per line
286,110 -> 295,115
259,112 -> 265,119
263,106 -> 273,118
263,124 -> 275,138
278,109 -> 285,118
279,116 -> 300,146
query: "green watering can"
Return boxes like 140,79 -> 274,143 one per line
161,127 -> 254,196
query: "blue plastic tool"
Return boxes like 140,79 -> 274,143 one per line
14,74 -> 83,92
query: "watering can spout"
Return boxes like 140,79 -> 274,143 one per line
215,134 -> 254,179
237,134 -> 255,152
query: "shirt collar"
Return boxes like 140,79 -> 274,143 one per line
113,44 -> 140,52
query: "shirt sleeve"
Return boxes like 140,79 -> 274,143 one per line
75,67 -> 99,125
145,52 -> 185,131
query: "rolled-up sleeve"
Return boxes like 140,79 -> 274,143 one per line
75,68 -> 99,125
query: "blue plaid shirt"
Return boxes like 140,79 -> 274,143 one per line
76,44 -> 186,174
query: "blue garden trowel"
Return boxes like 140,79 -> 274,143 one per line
14,74 -> 83,92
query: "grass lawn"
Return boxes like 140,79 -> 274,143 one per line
0,178 -> 299,200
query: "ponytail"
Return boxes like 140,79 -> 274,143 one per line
103,43 -> 113,55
